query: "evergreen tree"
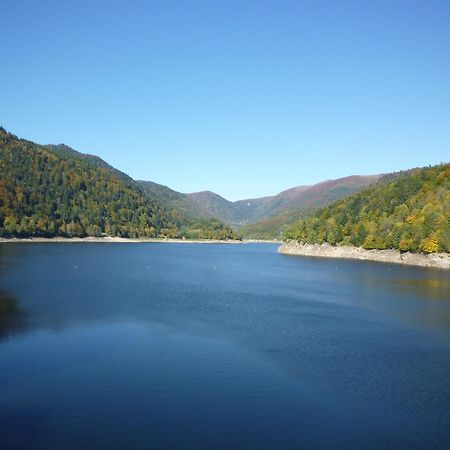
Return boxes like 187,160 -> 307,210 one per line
285,164 -> 450,253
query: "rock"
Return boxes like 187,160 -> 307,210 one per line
278,241 -> 450,269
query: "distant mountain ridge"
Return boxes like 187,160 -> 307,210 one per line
1,127 -> 408,242
186,175 -> 381,232
138,181 -> 213,222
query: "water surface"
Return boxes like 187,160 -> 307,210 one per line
0,243 -> 449,449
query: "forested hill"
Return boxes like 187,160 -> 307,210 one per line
187,175 -> 379,230
0,128 -> 237,239
284,164 -> 450,253
45,143 -> 131,183
138,180 -> 213,222
240,175 -> 380,239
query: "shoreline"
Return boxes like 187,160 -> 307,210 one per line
0,236 -> 280,245
279,241 -> 450,269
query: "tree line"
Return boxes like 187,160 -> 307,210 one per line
0,128 -> 238,240
284,164 -> 450,253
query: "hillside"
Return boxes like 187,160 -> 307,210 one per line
284,164 -> 450,253
240,176 -> 381,238
187,175 -> 379,233
187,191 -> 240,225
0,128 -> 237,240
137,181 -> 237,240
45,143 -> 132,183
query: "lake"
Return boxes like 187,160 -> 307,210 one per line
0,243 -> 449,449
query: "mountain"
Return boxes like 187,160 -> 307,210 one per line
137,181 -> 238,239
0,128 -> 237,240
187,191 -> 240,224
240,176 -> 382,238
187,175 -> 380,233
45,143 -> 131,182
139,181 -> 214,222
284,164 -> 450,253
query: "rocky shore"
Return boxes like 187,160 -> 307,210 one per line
279,241 -> 450,269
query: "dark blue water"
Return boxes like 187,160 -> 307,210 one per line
0,243 -> 449,449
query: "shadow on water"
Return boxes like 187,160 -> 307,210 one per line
0,290 -> 27,339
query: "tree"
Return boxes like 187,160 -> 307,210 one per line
363,234 -> 377,250
3,216 -> 17,235
421,235 -> 439,253
283,163 -> 449,254
0,128 -> 238,241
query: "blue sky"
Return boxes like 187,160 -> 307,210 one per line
1,0 -> 449,200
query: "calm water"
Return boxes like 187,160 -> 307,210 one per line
0,243 -> 449,449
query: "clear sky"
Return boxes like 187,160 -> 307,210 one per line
1,0 -> 449,200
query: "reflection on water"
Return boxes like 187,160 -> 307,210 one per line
320,259 -> 450,331
0,243 -> 18,271
393,276 -> 450,301
0,290 -> 26,338
0,243 -> 449,450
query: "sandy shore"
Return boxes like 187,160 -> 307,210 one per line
0,237 -> 278,245
279,241 -> 450,269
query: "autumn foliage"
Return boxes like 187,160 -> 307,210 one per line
0,128 -> 237,240
285,164 -> 450,253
